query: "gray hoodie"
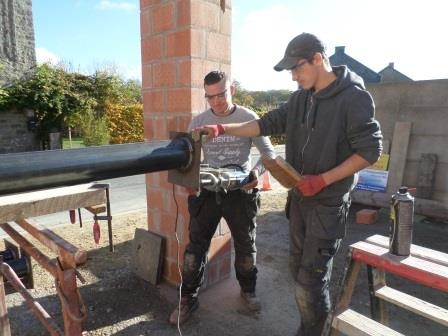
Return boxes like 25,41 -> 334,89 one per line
258,65 -> 382,201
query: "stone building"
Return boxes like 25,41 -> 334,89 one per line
0,0 -> 39,153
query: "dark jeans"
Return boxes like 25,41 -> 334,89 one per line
181,188 -> 260,298
287,190 -> 349,336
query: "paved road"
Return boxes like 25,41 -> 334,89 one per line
32,174 -> 148,228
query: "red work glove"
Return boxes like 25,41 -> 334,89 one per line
296,175 -> 327,196
203,124 -> 225,138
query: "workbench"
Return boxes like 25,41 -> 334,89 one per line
324,234 -> 448,336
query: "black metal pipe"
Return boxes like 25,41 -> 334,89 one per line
0,136 -> 194,196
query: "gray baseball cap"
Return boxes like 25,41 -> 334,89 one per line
274,33 -> 326,71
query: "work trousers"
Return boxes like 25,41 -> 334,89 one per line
181,188 -> 260,298
287,189 -> 349,336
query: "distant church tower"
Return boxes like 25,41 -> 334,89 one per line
0,0 -> 36,86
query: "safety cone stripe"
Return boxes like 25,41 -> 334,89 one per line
261,172 -> 272,191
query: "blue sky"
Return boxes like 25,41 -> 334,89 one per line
33,0 -> 447,91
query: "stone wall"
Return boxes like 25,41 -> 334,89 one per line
367,79 -> 448,203
0,0 -> 39,153
0,108 -> 40,153
0,0 -> 36,85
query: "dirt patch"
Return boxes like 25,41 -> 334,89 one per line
2,189 -> 448,335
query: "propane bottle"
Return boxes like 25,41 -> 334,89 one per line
389,186 -> 414,256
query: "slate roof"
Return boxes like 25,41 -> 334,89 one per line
378,62 -> 413,83
329,46 -> 381,83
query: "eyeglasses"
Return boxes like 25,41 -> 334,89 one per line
288,61 -> 308,73
204,89 -> 228,100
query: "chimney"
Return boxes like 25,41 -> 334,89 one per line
335,46 -> 345,54
389,62 -> 394,69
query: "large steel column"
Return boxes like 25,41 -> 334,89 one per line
0,136 -> 194,196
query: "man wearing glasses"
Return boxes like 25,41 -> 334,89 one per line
169,70 -> 275,325
199,34 -> 382,335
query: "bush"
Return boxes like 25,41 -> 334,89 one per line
106,102 -> 144,144
79,110 -> 110,146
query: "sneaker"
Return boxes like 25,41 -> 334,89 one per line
169,296 -> 199,325
240,290 -> 261,312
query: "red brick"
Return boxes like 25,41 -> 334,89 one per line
140,10 -> 150,37
141,35 -> 163,63
140,0 -> 159,9
142,90 -> 165,113
190,1 -> 219,30
219,255 -> 231,278
151,3 -> 175,33
207,32 -> 230,61
205,262 -> 218,286
208,234 -> 231,259
356,209 -> 378,225
153,62 -> 176,88
166,30 -> 191,57
147,207 -> 161,231
167,88 -> 192,112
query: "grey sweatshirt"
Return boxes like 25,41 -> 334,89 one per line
189,104 -> 275,174
257,65 -> 383,201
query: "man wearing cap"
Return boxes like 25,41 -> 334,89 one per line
199,33 -> 382,335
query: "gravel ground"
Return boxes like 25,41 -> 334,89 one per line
2,188 -> 448,335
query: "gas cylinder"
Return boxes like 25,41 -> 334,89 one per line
389,186 -> 414,256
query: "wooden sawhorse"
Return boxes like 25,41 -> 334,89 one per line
324,234 -> 448,335
0,183 -> 113,335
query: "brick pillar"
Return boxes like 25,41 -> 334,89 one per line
140,0 -> 232,286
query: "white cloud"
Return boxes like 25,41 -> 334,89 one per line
96,1 -> 136,11
35,47 -> 60,65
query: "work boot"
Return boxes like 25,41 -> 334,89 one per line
240,290 -> 261,312
169,296 -> 199,325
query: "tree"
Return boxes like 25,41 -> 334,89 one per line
1,64 -> 93,147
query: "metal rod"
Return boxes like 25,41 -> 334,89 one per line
0,136 -> 193,196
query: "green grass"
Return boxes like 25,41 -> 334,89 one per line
63,137 -> 85,149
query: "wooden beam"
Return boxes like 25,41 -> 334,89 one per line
387,121 -> 412,194
332,309 -> 404,336
0,183 -> 107,223
351,241 -> 448,293
365,234 -> 448,267
14,219 -> 87,268
375,286 -> 448,327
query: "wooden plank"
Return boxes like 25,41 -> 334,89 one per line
417,153 -> 437,199
0,272 -> 11,336
84,205 -> 106,215
0,183 -> 107,223
130,228 -> 165,285
332,309 -> 404,336
262,156 -> 302,189
351,241 -> 448,292
387,121 -> 412,194
375,286 -> 448,327
351,189 -> 448,220
366,234 -> 448,267
14,219 -> 87,267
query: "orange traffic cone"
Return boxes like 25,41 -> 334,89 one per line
260,172 -> 272,191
